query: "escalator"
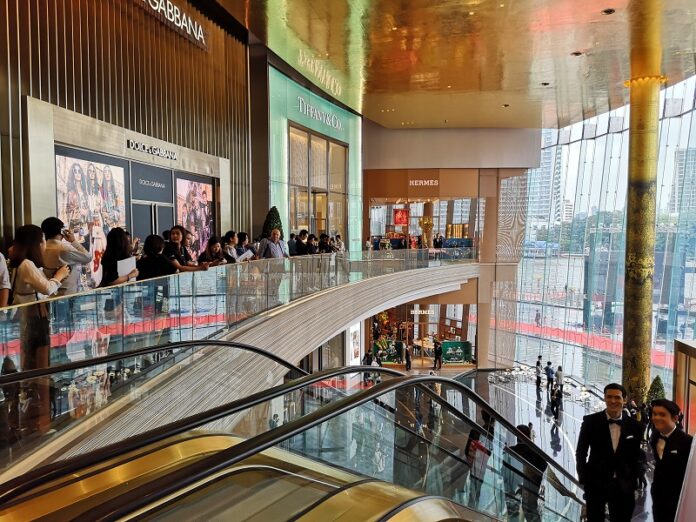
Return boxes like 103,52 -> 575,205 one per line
0,343 -> 584,521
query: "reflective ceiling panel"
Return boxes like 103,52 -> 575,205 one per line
219,0 -> 696,128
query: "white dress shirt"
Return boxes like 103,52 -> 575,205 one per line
656,425 -> 677,459
0,254 -> 10,291
44,238 -> 91,295
607,411 -> 622,452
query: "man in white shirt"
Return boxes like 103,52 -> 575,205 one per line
41,217 -> 92,296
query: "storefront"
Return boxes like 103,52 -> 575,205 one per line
364,169 -> 481,253
366,303 -> 477,369
1,0 -> 250,245
267,68 -> 362,251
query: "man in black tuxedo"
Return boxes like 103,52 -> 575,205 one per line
649,398 -> 693,522
576,383 -> 642,521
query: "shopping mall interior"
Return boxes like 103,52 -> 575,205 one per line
0,1 -> 695,520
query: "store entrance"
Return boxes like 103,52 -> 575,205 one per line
131,203 -> 174,241
311,191 -> 327,235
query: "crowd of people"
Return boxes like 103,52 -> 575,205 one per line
0,215 -> 348,310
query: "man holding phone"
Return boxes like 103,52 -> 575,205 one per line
41,217 -> 92,296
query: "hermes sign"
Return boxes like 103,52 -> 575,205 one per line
409,179 -> 439,186
138,0 -> 207,50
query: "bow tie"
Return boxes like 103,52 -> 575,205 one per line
608,418 -> 622,425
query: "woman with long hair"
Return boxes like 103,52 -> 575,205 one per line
66,163 -> 88,227
99,227 -> 138,287
9,225 -> 70,304
163,225 -> 208,272
197,236 -> 227,266
9,225 -> 71,432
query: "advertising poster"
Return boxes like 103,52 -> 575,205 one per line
349,322 -> 362,365
393,208 -> 409,226
56,154 -> 127,288
175,178 -> 214,259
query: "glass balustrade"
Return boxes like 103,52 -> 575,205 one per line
0,249 -> 475,373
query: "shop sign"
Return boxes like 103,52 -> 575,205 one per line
297,96 -> 343,131
410,309 -> 434,315
137,0 -> 207,50
127,139 -> 178,161
409,179 -> 439,187
131,163 -> 173,203
297,49 -> 342,98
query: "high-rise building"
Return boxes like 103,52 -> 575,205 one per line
526,130 -> 562,236
670,148 -> 696,215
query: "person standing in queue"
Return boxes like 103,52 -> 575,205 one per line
576,383 -> 642,522
649,398 -> 693,522
535,355 -> 543,390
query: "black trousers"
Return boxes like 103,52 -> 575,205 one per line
585,480 -> 635,522
536,376 -> 542,388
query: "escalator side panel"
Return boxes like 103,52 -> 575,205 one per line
296,481 -> 418,522
385,497 -> 500,522
0,436 -> 239,522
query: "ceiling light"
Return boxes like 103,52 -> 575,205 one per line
391,26 -> 398,31
444,119 -> 448,123
500,3 -> 505,7
601,8 -> 616,15
541,82 -> 550,86
469,11 -> 474,16
447,85 -> 452,88
502,104 -> 510,108
571,51 -> 583,56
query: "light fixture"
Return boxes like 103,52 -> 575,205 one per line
500,3 -> 505,7
447,85 -> 452,88
541,82 -> 550,86
601,8 -> 615,15
502,103 -> 510,108
571,51 -> 583,56
469,11 -> 474,15
391,26 -> 398,31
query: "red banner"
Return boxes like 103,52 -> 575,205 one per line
394,208 -> 410,225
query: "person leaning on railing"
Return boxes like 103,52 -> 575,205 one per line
40,217 -> 92,296
197,236 -> 228,266
163,225 -> 208,272
136,235 -> 177,281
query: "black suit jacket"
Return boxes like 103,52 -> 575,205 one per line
576,410 -> 642,490
649,427 -> 693,522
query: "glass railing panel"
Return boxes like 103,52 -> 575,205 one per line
0,249 -> 475,370
193,371 -> 399,442
249,382 -> 584,521
0,344 -> 307,473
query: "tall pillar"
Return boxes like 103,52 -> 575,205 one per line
623,0 -> 665,402
420,201 -> 434,247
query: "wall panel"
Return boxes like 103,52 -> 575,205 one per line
0,0 -> 250,242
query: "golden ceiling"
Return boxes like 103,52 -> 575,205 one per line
219,0 -> 696,129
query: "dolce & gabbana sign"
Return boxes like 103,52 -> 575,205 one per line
297,96 -> 343,131
137,0 -> 207,50
127,139 -> 178,161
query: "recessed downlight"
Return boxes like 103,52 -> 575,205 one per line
601,8 -> 616,15
541,82 -> 550,86
571,51 -> 583,57
502,103 -> 510,108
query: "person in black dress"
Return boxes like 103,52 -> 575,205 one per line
136,235 -> 177,281
99,227 -> 138,287
163,225 -> 208,272
576,383 -> 642,522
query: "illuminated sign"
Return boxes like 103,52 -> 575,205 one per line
127,139 -> 178,161
297,49 -> 342,98
410,309 -> 435,315
409,179 -> 439,187
297,96 -> 343,130
138,0 -> 207,50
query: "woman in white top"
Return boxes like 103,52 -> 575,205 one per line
10,225 -> 70,304
9,225 -> 70,374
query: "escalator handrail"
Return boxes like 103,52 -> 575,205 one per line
80,374 -> 584,522
0,365 -> 404,504
0,339 -> 307,386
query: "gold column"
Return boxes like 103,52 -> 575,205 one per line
623,0 -> 665,402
